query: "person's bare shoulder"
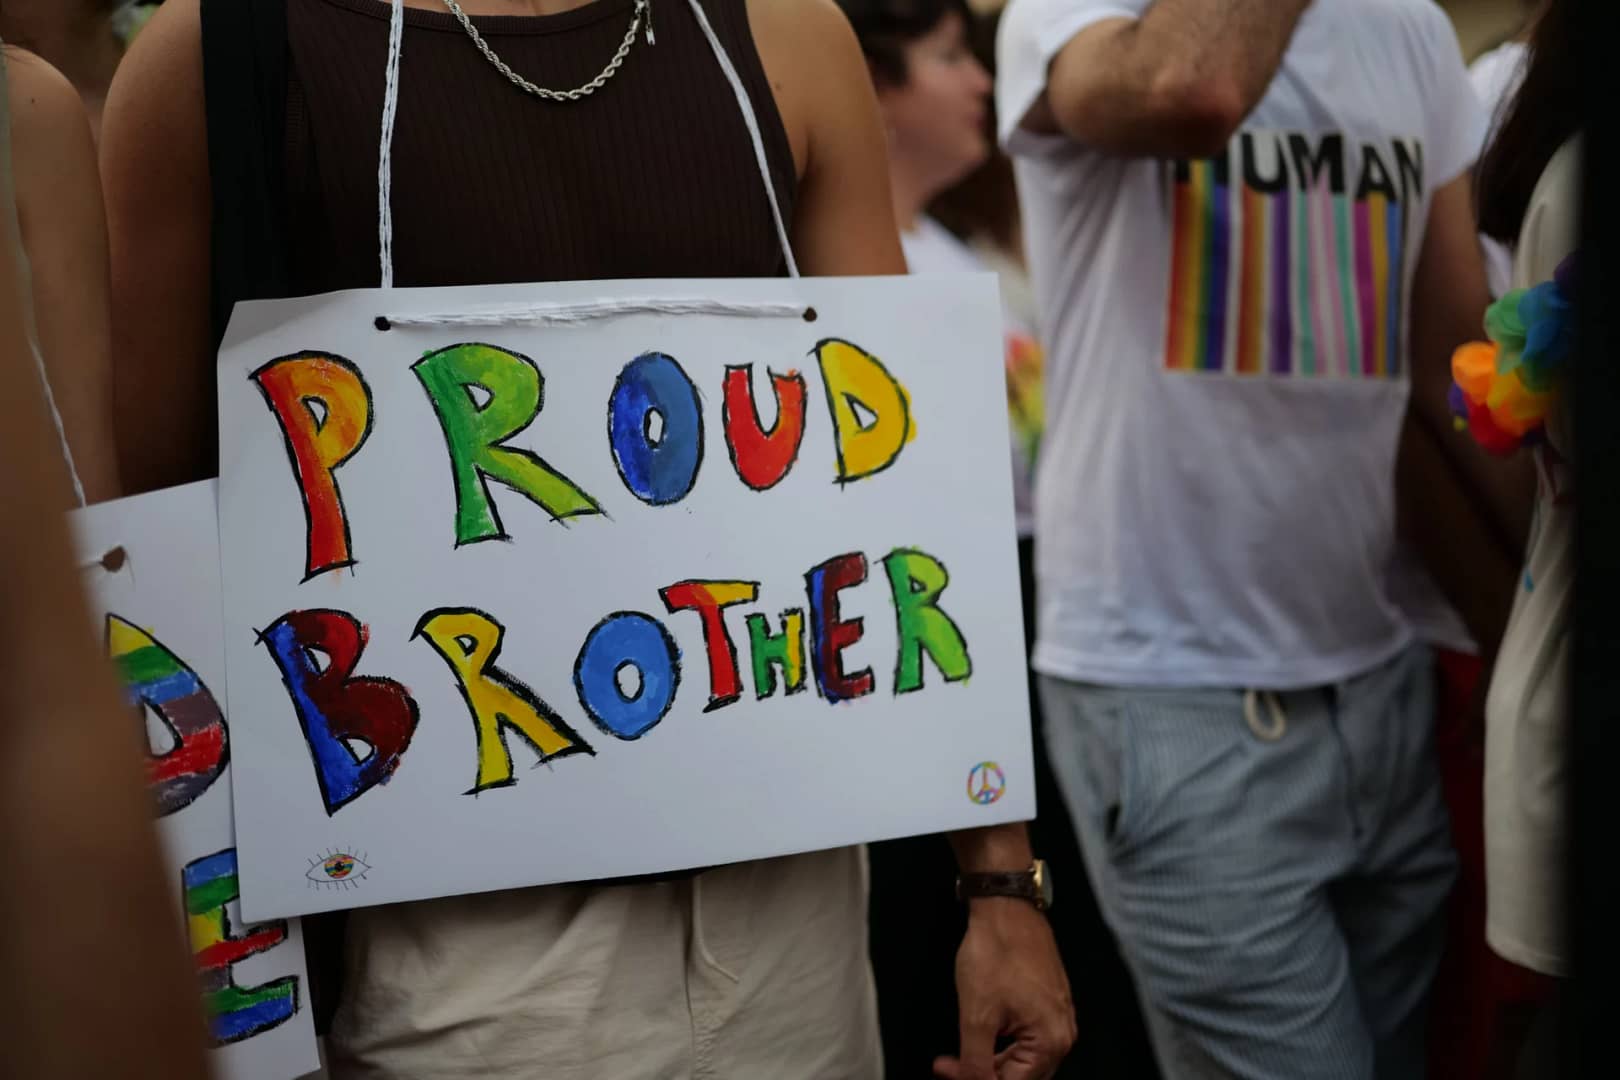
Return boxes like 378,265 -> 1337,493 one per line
5,48 -> 101,284
99,0 -> 207,245
4,47 -> 96,179
743,0 -> 901,275
745,0 -> 864,64
101,0 -> 205,170
744,0 -> 873,178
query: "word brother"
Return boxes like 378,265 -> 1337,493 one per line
250,339 -> 975,813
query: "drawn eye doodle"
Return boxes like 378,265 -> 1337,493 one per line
305,849 -> 372,889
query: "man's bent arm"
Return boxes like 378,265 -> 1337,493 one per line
1022,0 -> 1312,158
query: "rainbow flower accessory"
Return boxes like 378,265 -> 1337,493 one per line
1450,255 -> 1577,455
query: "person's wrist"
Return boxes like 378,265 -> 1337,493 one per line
957,858 -> 1052,912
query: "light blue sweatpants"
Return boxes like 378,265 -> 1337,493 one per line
1039,645 -> 1455,1080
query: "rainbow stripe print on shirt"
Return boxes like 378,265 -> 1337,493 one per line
1164,129 -> 1423,378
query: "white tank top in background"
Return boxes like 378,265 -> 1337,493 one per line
1483,138 -> 1580,978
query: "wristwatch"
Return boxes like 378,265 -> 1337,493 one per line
956,859 -> 1053,912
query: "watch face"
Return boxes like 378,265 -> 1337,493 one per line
1035,859 -> 1054,909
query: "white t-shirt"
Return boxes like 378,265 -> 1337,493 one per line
902,216 -> 1043,537
1483,138 -> 1579,978
997,0 -> 1485,689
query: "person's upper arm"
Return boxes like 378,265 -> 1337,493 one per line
1405,8 -> 1531,554
98,0 -> 213,495
1410,7 -> 1492,420
994,0 -> 1142,153
4,49 -> 121,504
752,0 -> 905,276
1411,175 -> 1489,405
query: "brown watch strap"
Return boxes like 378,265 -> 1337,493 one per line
956,870 -> 1042,908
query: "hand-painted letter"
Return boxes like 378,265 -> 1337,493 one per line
882,548 -> 972,692
251,352 -> 373,579
574,612 -> 681,739
746,609 -> 806,700
415,608 -> 593,794
108,615 -> 228,817
722,365 -> 806,490
659,580 -> 759,711
414,343 -> 601,545
815,339 -> 913,484
184,849 -> 299,1045
260,610 -> 419,815
609,353 -> 704,505
806,552 -> 875,703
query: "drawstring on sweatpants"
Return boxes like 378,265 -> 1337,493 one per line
1243,689 -> 1288,741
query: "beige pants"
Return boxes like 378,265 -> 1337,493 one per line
327,846 -> 882,1079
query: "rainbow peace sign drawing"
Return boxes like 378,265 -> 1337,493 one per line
967,761 -> 1006,806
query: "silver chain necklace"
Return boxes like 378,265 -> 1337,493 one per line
438,0 -> 654,103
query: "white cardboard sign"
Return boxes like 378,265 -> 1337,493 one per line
71,481 -> 320,1080
217,276 -> 1033,920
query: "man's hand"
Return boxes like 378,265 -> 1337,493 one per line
936,897 -> 1076,1080
938,824 -> 1075,1079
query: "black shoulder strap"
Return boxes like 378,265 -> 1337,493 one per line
201,0 -> 289,351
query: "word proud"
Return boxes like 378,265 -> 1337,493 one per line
253,338 -> 913,579
257,546 -> 972,814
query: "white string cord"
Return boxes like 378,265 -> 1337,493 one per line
379,296 -> 809,328
27,340 -> 87,507
374,0 -> 800,287
1242,689 -> 1288,742
681,0 -> 798,278
378,0 -> 406,288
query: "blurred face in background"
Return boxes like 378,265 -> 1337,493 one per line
876,10 -> 992,198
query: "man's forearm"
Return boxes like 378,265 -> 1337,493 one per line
1410,396 -> 1536,559
1047,0 -> 1312,156
1130,0 -> 1312,110
1409,323 -> 1534,552
1398,414 -> 1521,654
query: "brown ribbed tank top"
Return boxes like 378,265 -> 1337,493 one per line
282,0 -> 797,294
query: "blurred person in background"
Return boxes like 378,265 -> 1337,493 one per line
0,1 -> 156,140
2,42 -> 205,1078
997,0 -> 1501,1074
1406,2 -> 1554,1074
840,0 -> 1153,1075
1459,0 -> 1580,1072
